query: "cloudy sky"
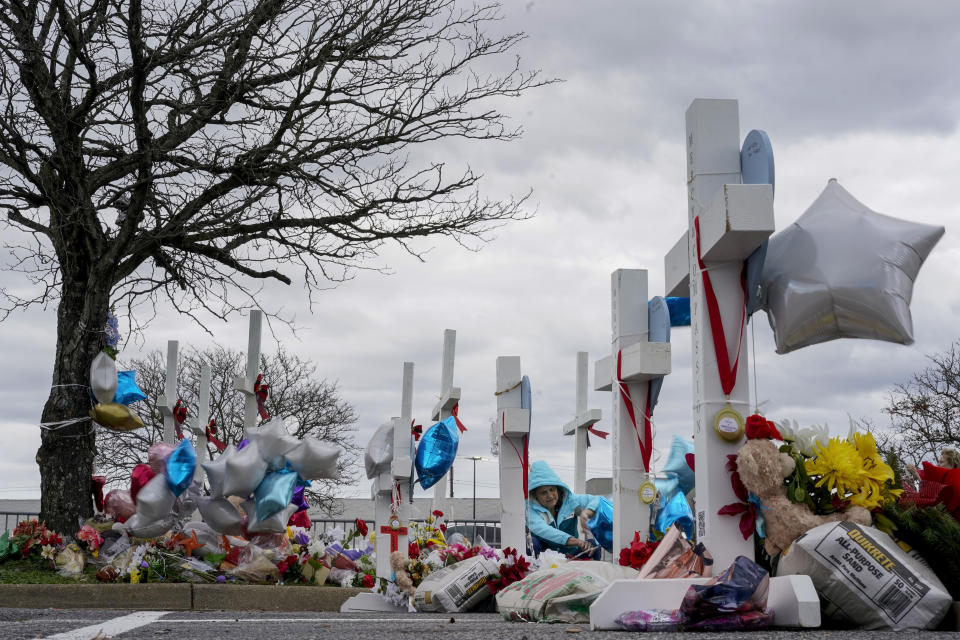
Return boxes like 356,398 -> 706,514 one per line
2,1 -> 959,509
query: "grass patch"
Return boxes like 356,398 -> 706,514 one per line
0,558 -> 96,584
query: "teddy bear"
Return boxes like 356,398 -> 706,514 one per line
736,437 -> 872,556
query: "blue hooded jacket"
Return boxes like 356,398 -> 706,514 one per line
526,460 -> 600,549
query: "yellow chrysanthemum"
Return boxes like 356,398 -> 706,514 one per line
805,437 -> 867,496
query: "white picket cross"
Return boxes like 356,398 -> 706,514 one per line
373,362 -> 414,580
561,352 -> 602,495
157,340 -> 179,444
430,329 -> 460,519
193,364 -> 212,482
233,310 -> 263,432
495,356 -> 530,552
590,99 -> 817,630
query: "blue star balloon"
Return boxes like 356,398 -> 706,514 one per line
254,467 -> 299,521
415,416 -> 460,490
165,438 -> 197,497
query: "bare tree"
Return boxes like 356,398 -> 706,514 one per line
96,345 -> 357,514
0,0 -> 546,532
872,341 -> 960,468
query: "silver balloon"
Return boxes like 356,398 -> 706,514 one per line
201,444 -> 236,498
246,418 -> 300,470
364,421 -> 394,479
760,180 -> 944,354
285,438 -> 341,480
198,496 -> 245,535
242,500 -> 297,534
125,513 -> 176,538
222,441 -> 268,498
134,474 -> 176,523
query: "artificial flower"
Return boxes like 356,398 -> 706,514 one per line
745,414 -> 782,440
354,518 -> 368,538
362,573 -> 375,588
777,419 -> 830,458
618,532 -> 660,570
41,545 -> 57,560
806,437 -> 867,497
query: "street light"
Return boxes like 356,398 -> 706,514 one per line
463,455 -> 489,544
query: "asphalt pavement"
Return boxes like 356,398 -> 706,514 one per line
1,609 -> 960,640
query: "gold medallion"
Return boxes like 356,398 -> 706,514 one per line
713,403 -> 745,442
638,478 -> 658,504
388,514 -> 401,530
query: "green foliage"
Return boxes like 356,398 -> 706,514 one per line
0,558 -> 96,584
880,502 -> 960,600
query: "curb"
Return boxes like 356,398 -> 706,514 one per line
0,583 -> 365,611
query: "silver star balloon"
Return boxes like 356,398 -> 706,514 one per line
285,438 -> 341,480
760,179 -> 944,354
222,441 -> 268,498
201,444 -> 236,498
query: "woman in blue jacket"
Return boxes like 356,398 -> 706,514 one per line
527,460 -> 601,557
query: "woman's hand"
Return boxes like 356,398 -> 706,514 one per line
566,537 -> 592,552
579,509 -> 595,529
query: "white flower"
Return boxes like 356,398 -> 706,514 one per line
776,418 -> 829,457
307,539 -> 326,557
41,545 -> 57,560
534,549 -> 567,571
327,526 -> 345,543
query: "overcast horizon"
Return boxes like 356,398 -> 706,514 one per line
2,1 -> 959,510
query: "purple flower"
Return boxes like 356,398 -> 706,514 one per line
140,561 -> 149,568
105,310 -> 121,348
217,575 -> 226,583
295,531 -> 310,547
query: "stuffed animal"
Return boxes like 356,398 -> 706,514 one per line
736,438 -> 872,556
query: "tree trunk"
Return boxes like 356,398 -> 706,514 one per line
36,281 -> 110,535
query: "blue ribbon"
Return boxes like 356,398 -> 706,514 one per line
747,492 -> 767,538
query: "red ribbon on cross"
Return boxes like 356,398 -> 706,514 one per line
205,419 -> 227,452
411,419 -> 423,441
451,403 -> 467,433
501,411 -> 530,497
254,374 -> 270,420
693,216 -> 748,396
585,424 -> 609,448
615,351 -> 653,473
173,399 -> 188,440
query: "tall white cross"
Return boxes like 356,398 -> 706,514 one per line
561,352 -> 602,494
157,340 -> 179,444
233,310 -> 263,432
495,356 -> 530,552
430,329 -> 460,518
192,364 -> 212,482
593,270 -> 670,553
663,99 -> 774,570
373,361 -> 414,580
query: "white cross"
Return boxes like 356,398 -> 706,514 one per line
193,364 -> 212,482
494,356 -> 530,552
662,99 -> 775,569
561,352 -> 602,495
157,340 -> 179,444
373,361 -> 414,580
589,100 -> 817,631
430,329 -> 460,518
232,310 -> 263,432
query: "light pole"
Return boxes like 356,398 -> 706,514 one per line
463,455 -> 488,544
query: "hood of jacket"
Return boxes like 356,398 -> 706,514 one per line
527,460 -> 571,497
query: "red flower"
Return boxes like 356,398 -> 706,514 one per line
408,541 -> 420,558
439,524 -> 447,533
362,573 -> 375,588
354,518 -> 368,538
277,561 -> 289,575
618,532 -> 660,570
432,510 -> 444,518
745,414 -> 782,440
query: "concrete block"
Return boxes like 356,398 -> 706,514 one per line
0,583 -> 192,610
192,584 -> 365,611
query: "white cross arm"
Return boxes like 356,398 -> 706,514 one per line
593,343 -> 671,391
665,232 -> 690,298
562,409 -> 602,436
157,395 -> 175,418
431,386 -> 461,421
499,407 -> 530,437
370,471 -> 394,496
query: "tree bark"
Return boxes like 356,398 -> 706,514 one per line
36,278 -> 110,535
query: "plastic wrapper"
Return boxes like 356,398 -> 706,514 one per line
637,524 -> 712,580
414,556 -> 500,613
90,352 -> 118,404
134,474 -> 176,523
148,442 -> 176,475
585,497 -> 614,552
364,421 -> 394,479
679,555 -> 768,622
285,437 -> 340,480
685,609 -> 774,630
165,438 -> 197,496
616,609 -> 682,631
114,370 -> 147,405
776,520 -> 951,630
181,522 -> 225,557
231,544 -> 281,583
415,416 -> 460,490
104,489 -> 136,523
222,441 -> 268,497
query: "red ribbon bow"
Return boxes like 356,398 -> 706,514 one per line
586,424 -> 609,448
205,419 -> 227,452
254,374 -> 270,420
451,403 -> 466,433
411,420 -> 423,441
173,399 -> 187,440
717,454 -> 758,540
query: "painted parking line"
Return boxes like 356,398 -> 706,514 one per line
44,610 -> 170,640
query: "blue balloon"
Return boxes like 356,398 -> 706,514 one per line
165,438 -> 197,497
585,496 -> 614,552
114,370 -> 147,405
662,435 -> 695,495
656,490 -> 694,539
665,297 -> 691,327
255,467 -> 298,521
415,416 -> 460,490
